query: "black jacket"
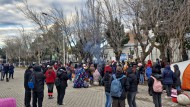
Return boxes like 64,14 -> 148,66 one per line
103,73 -> 111,93
148,73 -> 163,93
111,73 -> 128,100
24,69 -> 33,90
139,66 -> 145,74
127,73 -> 138,92
33,72 -> 46,92
57,70 -> 68,87
173,65 -> 181,86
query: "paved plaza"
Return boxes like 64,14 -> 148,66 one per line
0,68 -> 186,107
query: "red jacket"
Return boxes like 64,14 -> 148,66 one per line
146,60 -> 152,68
104,65 -> 112,73
45,69 -> 56,84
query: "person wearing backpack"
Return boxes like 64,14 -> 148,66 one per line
148,67 -> 163,107
56,68 -> 68,105
110,66 -> 127,107
162,65 -> 174,98
32,66 -> 46,107
24,66 -> 33,107
127,65 -> 138,107
45,66 -> 56,99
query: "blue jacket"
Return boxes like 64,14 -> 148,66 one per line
9,65 -> 15,73
162,65 -> 174,85
146,67 -> 152,79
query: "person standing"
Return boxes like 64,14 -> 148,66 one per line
56,68 -> 68,105
102,71 -> 112,107
138,63 -> 145,84
173,64 -> 181,94
24,66 -> 33,107
32,66 -> 46,107
148,67 -> 163,107
127,66 -> 138,107
0,63 -> 4,81
3,63 -> 9,82
45,66 -> 56,99
162,65 -> 174,98
111,66 -> 127,107
9,63 -> 15,79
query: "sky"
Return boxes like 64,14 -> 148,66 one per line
0,0 -> 85,48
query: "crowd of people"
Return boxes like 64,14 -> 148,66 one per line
0,62 -> 15,82
22,58 -> 182,107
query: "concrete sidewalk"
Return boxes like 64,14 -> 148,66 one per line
0,68 -> 185,107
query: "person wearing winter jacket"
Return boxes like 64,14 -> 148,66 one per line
56,68 -> 68,105
9,64 -> 15,79
173,64 -> 181,94
93,64 -> 101,86
45,66 -> 56,99
162,65 -> 174,97
24,66 -> 33,107
146,60 -> 153,68
148,67 -> 163,107
102,71 -> 112,107
3,63 -> 9,82
32,66 -> 46,107
138,63 -> 145,84
111,66 -> 128,107
127,65 -> 138,107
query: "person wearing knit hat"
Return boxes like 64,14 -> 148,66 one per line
32,66 -> 46,107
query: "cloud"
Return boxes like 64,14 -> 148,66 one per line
0,0 -> 85,47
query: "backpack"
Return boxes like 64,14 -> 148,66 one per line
28,73 -> 35,89
110,74 -> 126,97
151,76 -> 163,92
55,77 -> 61,87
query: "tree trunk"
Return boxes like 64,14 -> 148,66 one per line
114,49 -> 122,62
158,46 -> 166,61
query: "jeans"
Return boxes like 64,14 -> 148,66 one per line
152,92 -> 162,107
127,92 -> 137,107
165,85 -> 172,96
105,92 -> 111,107
32,91 -> 44,107
25,90 -> 31,107
140,74 -> 144,84
56,86 -> 66,105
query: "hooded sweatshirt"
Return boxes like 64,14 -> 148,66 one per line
146,60 -> 152,68
162,65 -> 174,85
